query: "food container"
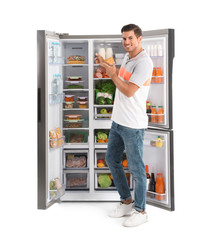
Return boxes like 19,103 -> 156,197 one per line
67,76 -> 82,81
77,96 -> 88,101
64,114 -> 82,120
65,102 -> 74,109
64,122 -> 83,128
65,95 -> 74,102
78,101 -> 88,108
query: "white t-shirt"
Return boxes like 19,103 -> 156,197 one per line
111,50 -> 153,129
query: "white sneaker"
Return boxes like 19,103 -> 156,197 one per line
108,202 -> 134,218
123,209 -> 148,227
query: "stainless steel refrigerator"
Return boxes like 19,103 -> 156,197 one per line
37,29 -> 175,211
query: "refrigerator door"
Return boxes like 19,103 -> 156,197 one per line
37,30 -> 65,209
143,128 -> 174,211
142,29 -> 174,130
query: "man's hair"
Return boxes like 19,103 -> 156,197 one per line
121,24 -> 142,38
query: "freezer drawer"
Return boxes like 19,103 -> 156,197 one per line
64,149 -> 89,169
65,171 -> 89,190
143,128 -> 174,211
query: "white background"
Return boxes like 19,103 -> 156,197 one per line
1,0 -> 209,239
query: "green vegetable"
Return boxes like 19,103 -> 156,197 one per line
96,96 -> 106,105
105,98 -> 112,104
97,132 -> 108,140
96,80 -> 116,95
98,174 -> 112,188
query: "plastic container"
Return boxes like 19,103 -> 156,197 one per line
98,44 -> 106,59
151,106 -> 157,123
106,44 -> 113,59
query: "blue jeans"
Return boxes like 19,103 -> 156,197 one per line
106,121 -> 146,212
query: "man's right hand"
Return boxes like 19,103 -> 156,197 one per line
95,53 -> 104,64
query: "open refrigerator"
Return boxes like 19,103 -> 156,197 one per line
37,29 -> 174,211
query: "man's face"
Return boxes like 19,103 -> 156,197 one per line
122,30 -> 142,53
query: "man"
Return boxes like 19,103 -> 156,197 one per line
95,24 -> 153,227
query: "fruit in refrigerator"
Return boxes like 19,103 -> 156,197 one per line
98,174 -> 112,188
100,108 -> 108,114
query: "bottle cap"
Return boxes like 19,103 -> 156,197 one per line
145,165 -> 149,173
152,105 -> 156,108
158,106 -> 163,108
147,103 -> 151,106
158,136 -> 161,138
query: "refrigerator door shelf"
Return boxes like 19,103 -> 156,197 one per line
49,136 -> 65,149
49,185 -> 65,202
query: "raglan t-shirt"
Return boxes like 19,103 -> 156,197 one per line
111,50 -> 153,129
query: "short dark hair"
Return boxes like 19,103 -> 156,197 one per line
121,24 -> 142,38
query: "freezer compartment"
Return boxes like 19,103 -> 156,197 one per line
95,170 -> 132,191
63,92 -> 89,109
63,65 -> 89,89
65,172 -> 89,190
64,150 -> 89,169
94,106 -> 112,120
94,129 -> 110,146
64,130 -> 89,148
63,110 -> 89,129
61,40 -> 89,65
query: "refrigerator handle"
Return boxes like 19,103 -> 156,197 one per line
38,88 -> 41,122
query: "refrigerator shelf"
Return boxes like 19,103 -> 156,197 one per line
93,78 -> 112,80
63,89 -> 89,92
62,64 -> 89,67
63,108 -> 89,111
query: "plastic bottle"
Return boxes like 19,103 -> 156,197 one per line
146,102 -> 151,122
106,44 -> 113,59
155,173 -> 165,200
156,136 -> 163,148
152,67 -> 156,83
151,106 -> 157,123
157,106 -> 164,123
153,44 -> 158,56
51,74 -> 62,94
158,44 -> 163,56
145,165 -> 151,190
98,44 -> 106,59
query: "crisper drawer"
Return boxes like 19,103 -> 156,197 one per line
95,150 -> 128,170
64,150 -> 89,169
95,170 -> 133,191
94,106 -> 113,120
65,171 -> 89,190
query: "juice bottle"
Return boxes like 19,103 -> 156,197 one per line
151,106 -> 157,123
157,106 -> 164,123
156,136 -> 163,148
156,67 -> 163,83
152,67 -> 156,83
155,173 -> 165,200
